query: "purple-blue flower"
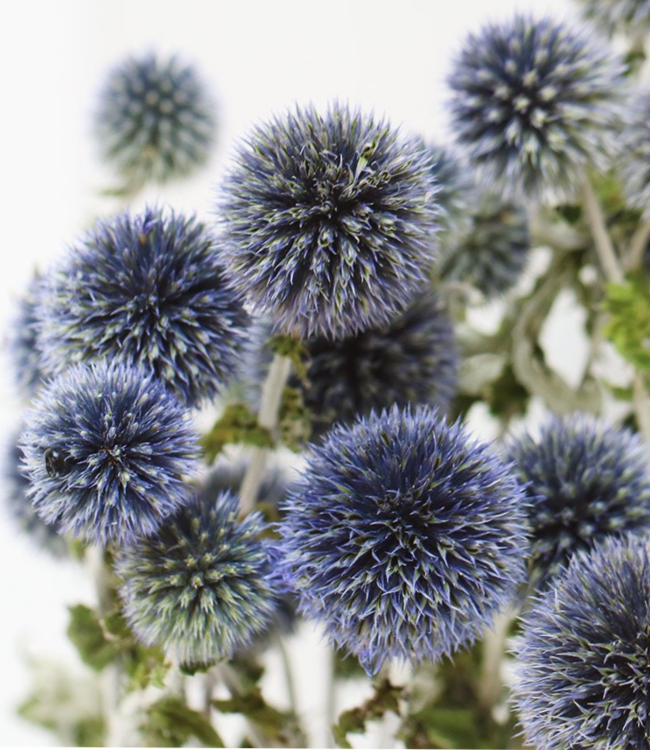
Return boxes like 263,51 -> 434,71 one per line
505,413 -> 650,588
217,102 -> 439,340
278,404 -> 528,675
448,15 -> 624,199
37,207 -> 249,408
95,52 -> 216,185
513,536 -> 650,749
577,0 -> 650,35
116,490 -> 277,664
20,360 -> 200,546
8,273 -> 44,396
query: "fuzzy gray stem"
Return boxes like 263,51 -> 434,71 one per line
582,179 -> 624,284
626,221 -> 650,273
216,663 -> 276,748
478,610 -> 512,714
239,353 -> 292,514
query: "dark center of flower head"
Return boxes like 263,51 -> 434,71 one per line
44,447 -> 73,478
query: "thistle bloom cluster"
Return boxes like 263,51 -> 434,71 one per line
279,405 -> 528,674
448,15 -> 624,199
423,143 -> 474,234
38,207 -> 249,407
20,361 -> 200,546
439,192 -> 530,298
218,102 -> 439,340
506,413 -> 650,587
513,537 -> 650,749
8,273 -> 44,396
95,53 -> 216,185
577,0 -> 650,35
116,491 -> 276,664
620,90 -> 650,221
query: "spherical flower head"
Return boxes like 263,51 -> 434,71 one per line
448,15 -> 625,200
278,404 -> 528,675
505,413 -> 650,589
577,0 -> 650,36
2,429 -> 67,557
256,292 -> 458,438
20,360 -> 200,546
94,52 -> 216,185
8,273 -> 45,396
218,102 -> 439,340
620,89 -> 650,221
439,191 -> 530,298
116,490 -> 277,664
38,207 -> 249,408
513,537 -> 650,749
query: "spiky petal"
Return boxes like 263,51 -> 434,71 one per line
37,208 -> 249,407
95,52 -> 216,185
218,102 -> 439,340
278,404 -> 528,675
20,361 -> 200,546
505,413 -> 650,588
513,537 -> 650,749
448,15 -> 624,199
116,491 -> 276,664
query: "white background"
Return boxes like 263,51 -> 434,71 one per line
0,0 -> 581,745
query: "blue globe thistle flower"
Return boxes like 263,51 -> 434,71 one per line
620,89 -> 650,220
439,192 -> 530,298
38,208 -> 249,408
8,273 -> 45,396
218,102 -> 439,340
2,429 -> 67,557
256,292 -> 458,438
116,490 -> 276,664
95,52 -> 216,185
505,413 -> 650,588
448,15 -> 624,199
577,0 -> 650,35
20,361 -> 200,547
278,404 -> 528,675
513,537 -> 650,749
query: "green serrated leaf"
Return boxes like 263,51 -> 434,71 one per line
332,678 -> 402,748
268,335 -> 311,386
201,403 -> 274,462
554,204 -> 582,225
603,275 -> 650,376
179,660 -> 215,677
67,605 -> 118,672
143,695 -> 224,748
278,386 -> 312,451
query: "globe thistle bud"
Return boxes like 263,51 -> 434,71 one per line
513,537 -> 650,749
20,361 -> 200,547
620,89 -> 650,220
439,192 -> 530,298
116,491 -> 277,664
448,15 -> 624,199
218,102 -> 439,340
278,404 -> 528,675
38,208 -> 249,408
505,413 -> 650,588
8,273 -> 45,396
577,0 -> 650,36
2,430 -> 67,557
255,292 -> 458,438
94,52 -> 216,185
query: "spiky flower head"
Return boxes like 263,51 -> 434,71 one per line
257,292 -> 458,438
505,413 -> 650,588
620,89 -> 650,221
2,430 -> 67,557
439,191 -> 530,298
94,52 -> 216,185
278,404 -> 528,675
577,0 -> 650,35
20,361 -> 200,546
38,207 -> 249,407
513,537 -> 650,749
218,102 -> 439,340
116,490 -> 276,664
8,273 -> 44,396
448,15 -> 624,199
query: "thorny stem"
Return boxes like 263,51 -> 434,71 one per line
239,353 -> 292,515
582,179 -> 650,448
